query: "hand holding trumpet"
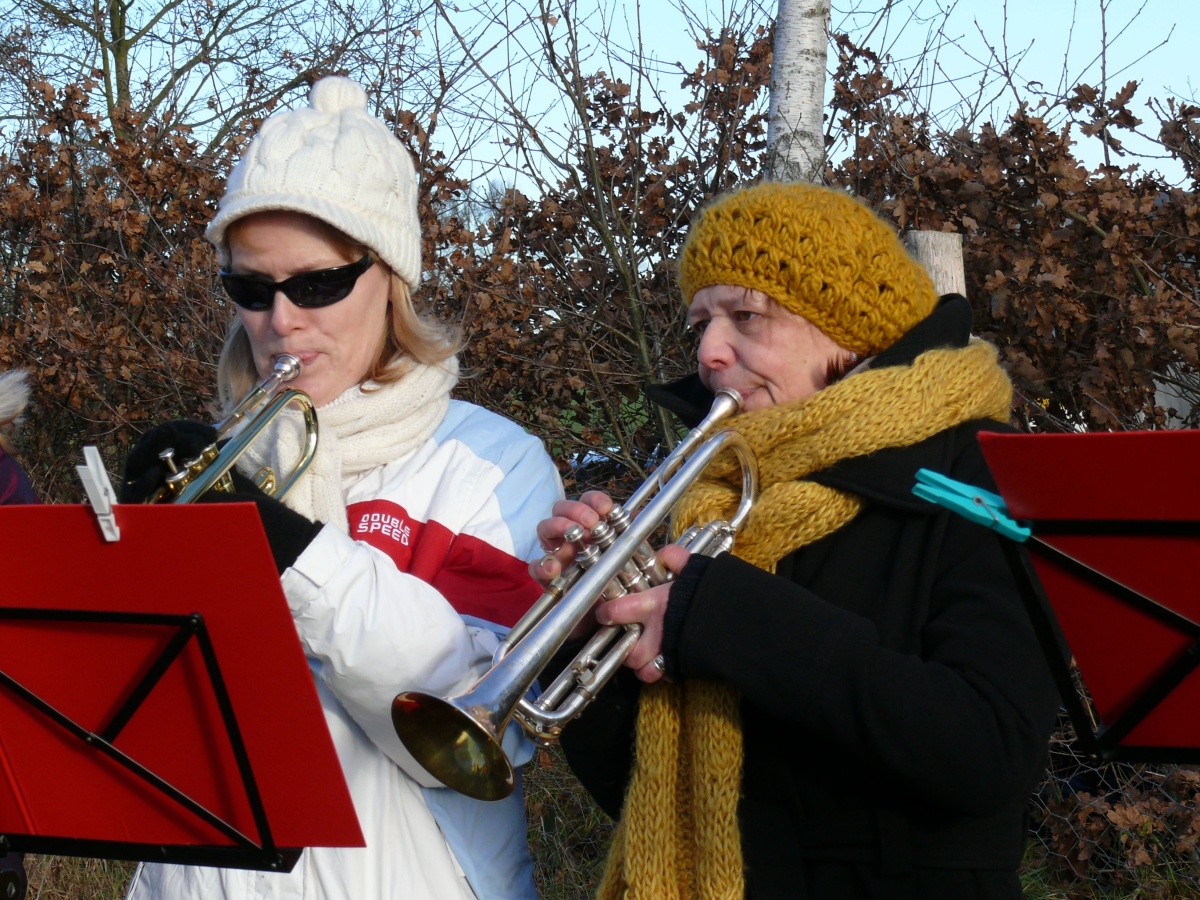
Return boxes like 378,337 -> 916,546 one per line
532,491 -> 691,684
117,354 -> 323,574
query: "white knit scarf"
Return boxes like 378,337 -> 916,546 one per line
237,358 -> 458,531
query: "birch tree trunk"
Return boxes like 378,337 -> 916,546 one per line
765,0 -> 831,183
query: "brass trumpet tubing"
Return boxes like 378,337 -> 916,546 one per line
602,507 -> 661,594
516,623 -> 642,743
517,633 -> 610,738
680,521 -> 737,558
173,388 -> 317,504
142,353 -> 318,505
258,392 -> 319,501
214,354 -> 303,440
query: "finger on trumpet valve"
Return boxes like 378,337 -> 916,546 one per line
537,523 -> 585,587
545,523 -> 587,561
586,519 -> 616,549
604,505 -> 664,586
564,523 -> 586,548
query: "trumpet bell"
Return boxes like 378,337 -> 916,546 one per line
391,691 -> 514,801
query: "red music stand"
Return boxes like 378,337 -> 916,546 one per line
978,429 -> 1200,764
0,502 -> 363,871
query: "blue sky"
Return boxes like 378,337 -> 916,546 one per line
627,0 -> 1199,182
430,0 -> 1200,189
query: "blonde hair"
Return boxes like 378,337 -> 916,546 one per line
0,369 -> 32,454
214,217 -> 460,410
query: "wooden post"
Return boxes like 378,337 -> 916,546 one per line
905,231 -> 966,297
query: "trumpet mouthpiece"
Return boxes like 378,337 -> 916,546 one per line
273,354 -> 303,381
712,388 -> 743,416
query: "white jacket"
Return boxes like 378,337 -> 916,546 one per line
126,399 -> 563,900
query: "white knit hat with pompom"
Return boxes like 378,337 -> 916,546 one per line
206,76 -> 422,288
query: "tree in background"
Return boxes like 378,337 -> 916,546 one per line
6,0 -> 1195,497
0,0 -> 436,151
427,0 -> 771,484
765,0 -> 829,182
427,0 -> 1200,450
0,79 -> 227,498
826,31 -> 1200,431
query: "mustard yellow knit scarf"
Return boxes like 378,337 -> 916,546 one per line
597,339 -> 1013,900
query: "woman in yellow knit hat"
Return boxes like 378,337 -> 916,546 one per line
534,180 -> 1059,899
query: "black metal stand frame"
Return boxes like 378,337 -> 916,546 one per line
0,607 -> 300,872
1003,519 -> 1200,765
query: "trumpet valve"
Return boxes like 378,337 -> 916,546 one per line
605,505 -> 631,533
604,504 -> 666,585
180,442 -> 220,476
155,449 -> 188,500
562,523 -> 587,559
253,467 -> 277,494
587,520 -> 616,550
157,441 -> 230,499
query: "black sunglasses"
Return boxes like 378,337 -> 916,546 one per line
220,254 -> 376,311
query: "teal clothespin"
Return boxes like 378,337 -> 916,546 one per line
913,468 -> 1031,543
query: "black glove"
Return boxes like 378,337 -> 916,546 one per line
197,470 -> 324,574
121,420 -> 219,503
0,851 -> 27,900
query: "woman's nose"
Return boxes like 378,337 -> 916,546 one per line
697,322 -> 733,370
269,291 -> 304,331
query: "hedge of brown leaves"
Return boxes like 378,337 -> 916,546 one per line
0,81 -> 232,498
829,36 -> 1200,433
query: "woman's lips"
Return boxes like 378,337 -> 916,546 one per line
276,352 -> 319,367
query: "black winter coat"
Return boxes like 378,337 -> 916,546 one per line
558,297 -> 1061,900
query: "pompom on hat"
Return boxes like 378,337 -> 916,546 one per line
678,181 -> 939,357
206,76 -> 422,289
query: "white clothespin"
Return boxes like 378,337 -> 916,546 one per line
76,445 -> 121,542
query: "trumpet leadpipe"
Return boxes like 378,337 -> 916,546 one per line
149,354 -> 318,504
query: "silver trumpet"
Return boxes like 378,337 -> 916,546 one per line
391,388 -> 757,800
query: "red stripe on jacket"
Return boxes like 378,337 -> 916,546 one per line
347,499 -> 541,630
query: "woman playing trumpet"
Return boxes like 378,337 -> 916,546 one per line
535,181 -> 1059,899
121,76 -> 562,900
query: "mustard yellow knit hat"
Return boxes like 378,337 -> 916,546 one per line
678,181 -> 939,357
